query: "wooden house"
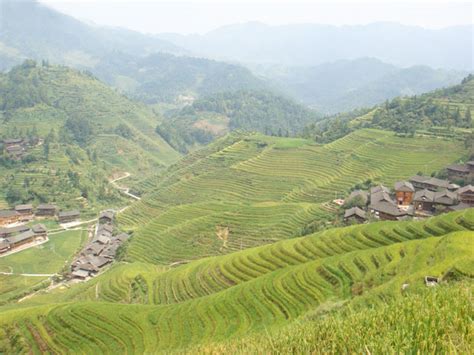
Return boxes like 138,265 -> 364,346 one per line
99,210 -> 114,224
0,225 -> 30,238
58,210 -> 80,223
344,207 -> 367,223
409,176 -> 451,191
413,189 -> 435,212
5,230 -> 35,248
32,224 -> 48,237
3,138 -> 23,148
0,210 -> 20,225
433,189 -> 457,206
36,204 -> 57,216
15,204 -> 34,216
394,181 -> 415,206
369,201 -> 410,221
457,185 -> 474,206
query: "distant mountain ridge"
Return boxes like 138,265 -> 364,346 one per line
158,22 -> 474,70
255,58 -> 468,113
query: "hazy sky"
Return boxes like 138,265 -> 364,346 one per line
39,0 -> 473,34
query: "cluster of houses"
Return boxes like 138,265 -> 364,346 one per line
71,210 -> 129,280
2,137 -> 41,160
0,204 -> 80,226
0,223 -> 48,254
344,175 -> 474,223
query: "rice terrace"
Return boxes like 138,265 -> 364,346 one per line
0,0 -> 473,353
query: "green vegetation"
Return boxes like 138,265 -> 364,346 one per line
0,229 -> 87,274
119,128 -> 465,265
302,75 -> 474,143
0,229 -> 88,305
0,62 -> 180,209
0,210 -> 472,352
192,281 -> 473,353
159,90 -> 321,152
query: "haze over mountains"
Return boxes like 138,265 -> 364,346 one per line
0,0 -> 471,115
159,21 -> 474,70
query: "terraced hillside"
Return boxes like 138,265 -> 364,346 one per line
119,128 -> 466,264
0,62 -> 179,209
1,210 -> 473,353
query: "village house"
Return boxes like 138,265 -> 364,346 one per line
58,210 -> 80,223
408,176 -> 452,191
433,190 -> 458,206
5,230 -> 36,249
32,224 -> 48,237
446,161 -> 474,182
14,204 -> 34,221
0,224 -> 30,238
99,210 -> 114,224
369,201 -> 412,221
413,189 -> 435,212
0,210 -> 20,225
36,204 -> 57,216
3,138 -> 24,148
344,207 -> 367,223
457,185 -> 474,206
5,145 -> 25,160
394,181 -> 415,206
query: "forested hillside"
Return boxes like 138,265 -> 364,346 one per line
302,75 -> 474,143
0,61 -> 179,209
157,90 -> 320,152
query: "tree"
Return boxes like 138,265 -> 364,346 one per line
465,108 -> 472,128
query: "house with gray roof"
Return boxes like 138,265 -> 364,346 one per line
344,207 -> 367,223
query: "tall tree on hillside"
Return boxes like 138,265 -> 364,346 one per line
465,108 -> 472,128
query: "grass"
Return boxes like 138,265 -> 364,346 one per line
119,128 -> 466,265
0,229 -> 87,274
0,210 -> 471,353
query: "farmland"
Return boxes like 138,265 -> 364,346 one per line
0,229 -> 88,304
119,128 -> 466,264
0,209 -> 472,352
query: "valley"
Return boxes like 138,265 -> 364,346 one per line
0,1 -> 473,353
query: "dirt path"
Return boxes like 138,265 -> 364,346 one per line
109,172 -> 141,200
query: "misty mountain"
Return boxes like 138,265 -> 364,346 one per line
256,58 -> 468,113
158,22 -> 474,70
0,0 -> 185,70
0,0 -> 269,103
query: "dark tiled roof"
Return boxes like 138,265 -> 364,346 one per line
6,230 -> 35,244
409,175 -> 430,183
15,204 -> 33,211
0,225 -> 30,236
0,210 -> 18,218
371,191 -> 394,204
394,181 -> 415,192
99,210 -> 115,220
413,189 -> 435,202
58,210 -> 80,218
37,204 -> 57,210
344,207 -> 367,219
369,201 -> 405,216
457,185 -> 474,194
447,164 -> 470,173
370,185 -> 390,194
32,224 -> 47,233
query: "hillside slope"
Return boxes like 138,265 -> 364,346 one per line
158,90 -> 321,153
118,129 -> 466,264
0,62 -> 180,209
1,210 -> 472,353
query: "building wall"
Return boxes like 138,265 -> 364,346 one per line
459,193 -> 474,205
395,191 -> 414,205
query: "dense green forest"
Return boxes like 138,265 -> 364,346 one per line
157,90 -> 321,152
